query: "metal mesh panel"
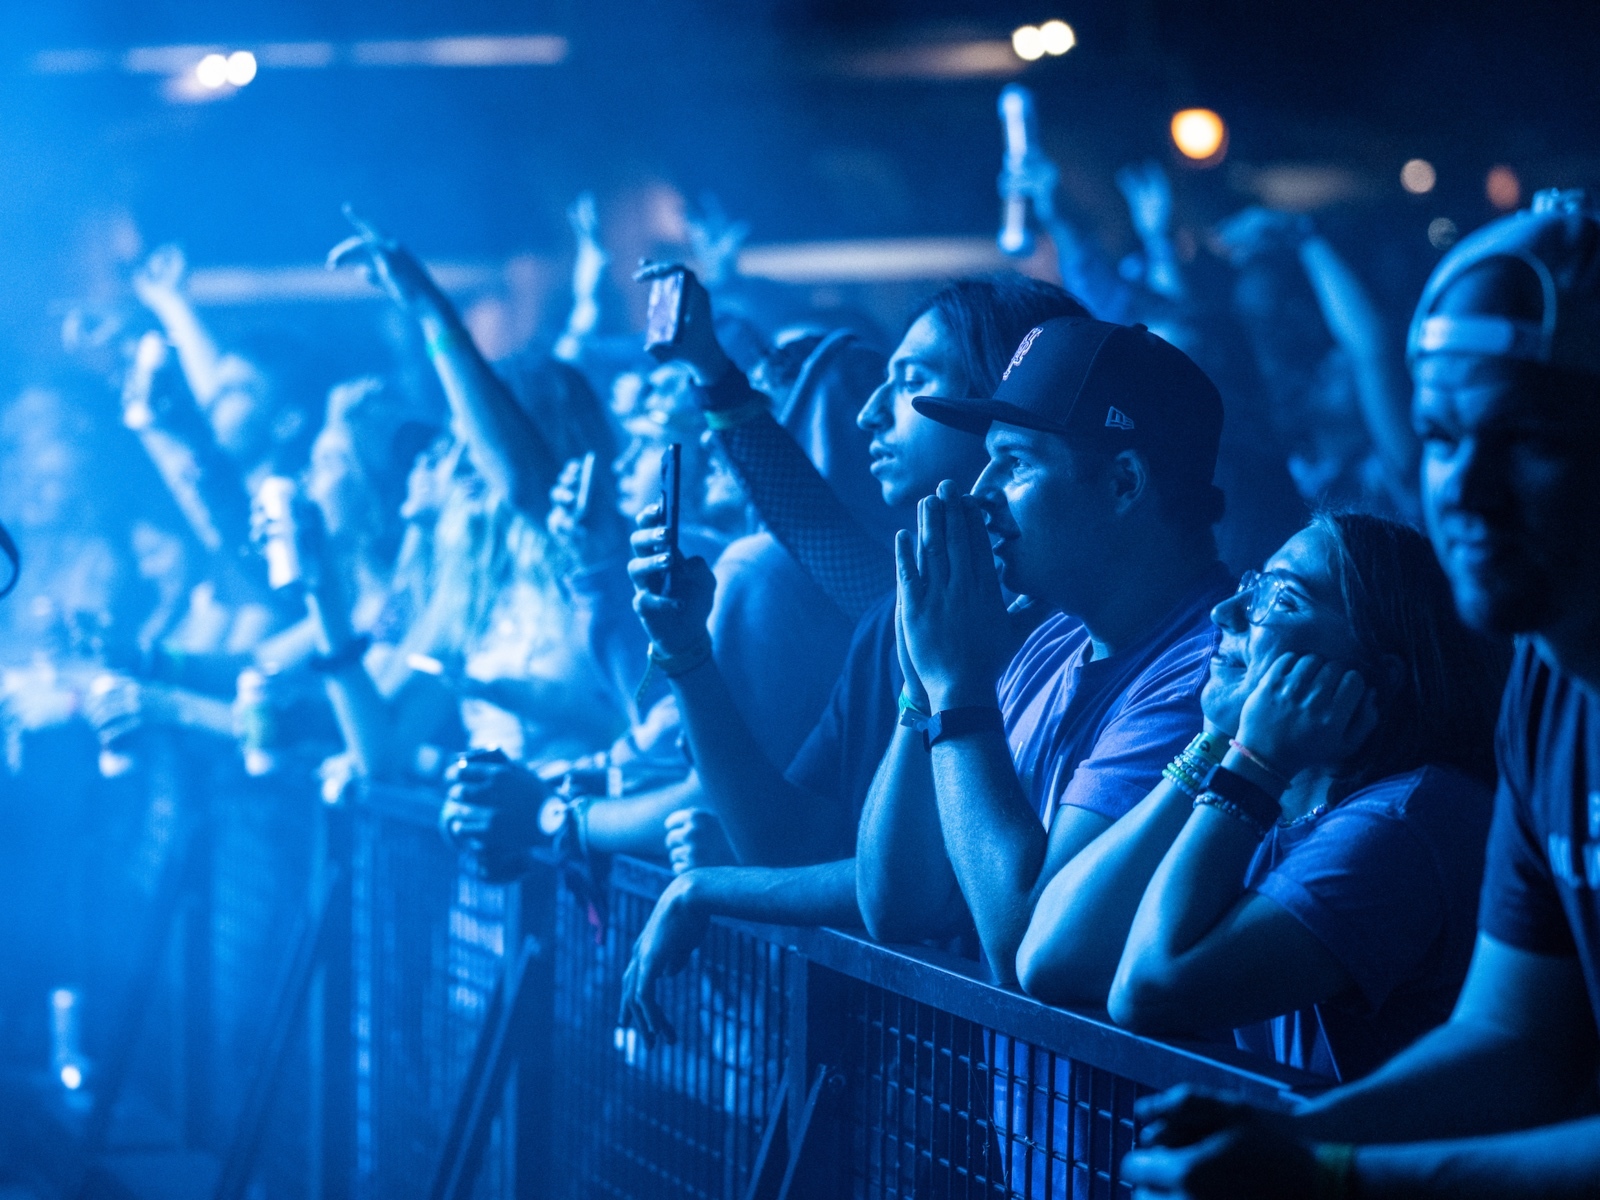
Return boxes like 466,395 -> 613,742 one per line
211,773 -> 316,1198
832,982 -> 1144,1200
351,811 -> 509,1200
550,876 -> 789,1200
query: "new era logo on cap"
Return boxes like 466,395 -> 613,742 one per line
1003,326 -> 1044,381
909,317 -> 1223,491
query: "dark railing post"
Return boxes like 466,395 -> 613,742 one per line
777,959 -> 848,1199
511,866 -> 556,1200
312,796 -> 354,1200
179,738 -> 215,1151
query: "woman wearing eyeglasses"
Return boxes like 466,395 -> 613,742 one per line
1016,512 -> 1507,1083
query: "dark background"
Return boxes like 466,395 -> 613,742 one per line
1,0 -> 1597,365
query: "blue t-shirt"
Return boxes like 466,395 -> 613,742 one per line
1479,642 -> 1600,1034
988,566 -> 1229,1200
999,565 -> 1232,828
1234,765 -> 1493,1082
784,591 -> 900,820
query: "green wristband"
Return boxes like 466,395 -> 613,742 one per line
1312,1143 -> 1357,1200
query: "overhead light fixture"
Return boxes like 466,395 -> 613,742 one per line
32,35 -> 570,78
1171,109 -> 1227,164
1011,20 -> 1075,62
225,50 -> 257,86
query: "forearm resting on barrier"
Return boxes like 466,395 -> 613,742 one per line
680,859 -> 862,928
855,727 -> 966,944
1017,775 -> 1195,1006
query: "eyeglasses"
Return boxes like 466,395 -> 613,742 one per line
1233,569 -> 1318,625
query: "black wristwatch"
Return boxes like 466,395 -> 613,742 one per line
924,705 -> 1005,751
1201,762 -> 1284,829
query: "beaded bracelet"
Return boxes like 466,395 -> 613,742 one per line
1193,791 -> 1270,836
1162,757 -> 1206,797
1162,729 -> 1229,797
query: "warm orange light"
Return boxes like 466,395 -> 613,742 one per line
1486,165 -> 1521,211
1170,109 -> 1226,163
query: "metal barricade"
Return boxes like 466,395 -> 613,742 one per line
347,784 -> 525,1200
28,771 -> 1317,1200
548,855 -> 1321,1200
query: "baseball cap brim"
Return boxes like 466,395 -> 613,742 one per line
910,395 -> 1067,435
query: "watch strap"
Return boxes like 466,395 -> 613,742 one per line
924,705 -> 1005,750
1201,762 -> 1283,829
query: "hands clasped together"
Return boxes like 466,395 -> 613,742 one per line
894,481 -> 1018,713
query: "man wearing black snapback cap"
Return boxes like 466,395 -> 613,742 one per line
857,316 -> 1234,985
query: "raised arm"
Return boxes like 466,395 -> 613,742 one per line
328,212 -> 562,519
1115,160 -> 1187,302
119,328 -> 256,565
552,193 -> 606,364
1017,736 -> 1221,1006
627,505 -> 855,865
638,264 -> 894,621
1295,231 -> 1418,496
1002,151 -> 1142,322
132,244 -> 260,423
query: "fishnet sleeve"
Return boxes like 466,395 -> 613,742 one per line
712,381 -> 894,621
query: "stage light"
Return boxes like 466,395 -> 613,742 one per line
195,53 -> 229,88
1170,109 -> 1226,162
1400,158 -> 1436,195
1012,25 -> 1045,61
1038,20 -> 1076,55
1486,164 -> 1521,210
225,50 -> 257,86
1428,217 -> 1458,249
60,1064 -> 83,1090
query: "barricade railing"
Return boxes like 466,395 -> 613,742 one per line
549,854 -> 1322,1200
47,774 -> 1320,1200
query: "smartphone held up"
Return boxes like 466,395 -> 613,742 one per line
659,442 -> 682,596
639,262 -> 688,356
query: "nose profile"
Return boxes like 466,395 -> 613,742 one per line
857,380 -> 892,432
1211,591 -> 1248,631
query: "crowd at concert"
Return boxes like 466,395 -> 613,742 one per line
3,122 -> 1599,1196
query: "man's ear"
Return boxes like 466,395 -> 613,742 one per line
1106,448 -> 1149,516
